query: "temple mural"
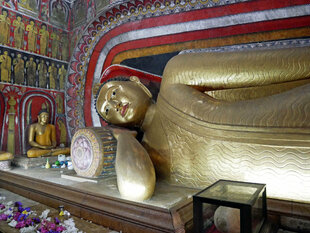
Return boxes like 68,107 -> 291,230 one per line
0,47 -> 67,88
0,5 -> 70,60
0,0 -> 109,156
0,83 -> 67,155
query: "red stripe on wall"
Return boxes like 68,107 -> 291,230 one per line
103,15 -> 310,69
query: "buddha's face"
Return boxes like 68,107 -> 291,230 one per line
38,112 -> 49,125
96,80 -> 151,127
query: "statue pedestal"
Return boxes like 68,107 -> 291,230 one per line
0,167 -> 198,233
12,156 -> 58,169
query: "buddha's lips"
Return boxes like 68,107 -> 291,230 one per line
121,103 -> 128,117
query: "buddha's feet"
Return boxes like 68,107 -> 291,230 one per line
27,147 -> 70,158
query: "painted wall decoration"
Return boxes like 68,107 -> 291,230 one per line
0,0 -> 110,156
66,0 -> 310,137
0,83 -> 68,155
0,5 -> 70,61
0,47 -> 68,89
18,0 -> 40,18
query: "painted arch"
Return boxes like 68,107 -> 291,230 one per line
66,0 -> 310,137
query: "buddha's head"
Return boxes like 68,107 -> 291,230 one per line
96,76 -> 152,127
37,110 -> 50,125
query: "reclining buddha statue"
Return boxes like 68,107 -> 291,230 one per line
96,46 -> 310,202
27,110 -> 70,158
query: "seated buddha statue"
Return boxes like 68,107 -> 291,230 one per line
96,46 -> 310,202
27,110 -> 70,158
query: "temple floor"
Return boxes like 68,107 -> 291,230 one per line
0,188 -> 117,233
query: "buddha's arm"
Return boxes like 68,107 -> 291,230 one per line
113,131 -> 155,201
161,47 -> 310,91
158,47 -> 310,133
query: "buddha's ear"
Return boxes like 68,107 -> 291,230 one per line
129,76 -> 152,98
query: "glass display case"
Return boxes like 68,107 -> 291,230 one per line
193,180 -> 266,233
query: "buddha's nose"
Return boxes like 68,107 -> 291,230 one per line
110,100 -> 122,110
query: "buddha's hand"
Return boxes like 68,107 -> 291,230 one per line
40,145 -> 55,150
108,126 -> 137,140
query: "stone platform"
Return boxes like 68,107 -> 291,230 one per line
0,167 -> 198,233
0,167 -> 309,233
12,155 -> 59,169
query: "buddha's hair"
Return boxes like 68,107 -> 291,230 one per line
38,109 -> 49,116
94,77 -> 129,125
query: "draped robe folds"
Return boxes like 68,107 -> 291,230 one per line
142,47 -> 310,202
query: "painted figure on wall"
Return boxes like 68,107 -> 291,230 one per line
26,56 -> 36,86
40,4 -> 48,21
60,32 -> 68,61
19,0 -> 31,10
48,62 -> 57,89
51,29 -> 59,59
38,59 -> 47,88
39,23 -> 49,55
13,15 -> 25,49
13,53 -> 24,85
0,50 -> 11,82
0,9 -> 11,45
56,94 -> 64,114
58,64 -> 66,90
18,0 -> 38,11
27,109 -> 70,157
26,19 -> 37,52
87,0 -> 96,21
50,2 -> 66,25
3,0 -> 14,8
57,119 -> 67,145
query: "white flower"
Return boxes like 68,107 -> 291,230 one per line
39,209 -> 50,219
